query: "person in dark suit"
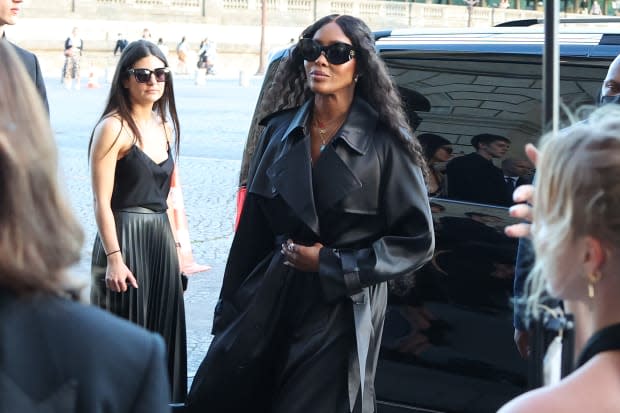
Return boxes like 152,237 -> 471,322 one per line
502,157 -> 534,201
0,0 -> 48,112
0,42 -> 171,413
446,133 -> 512,206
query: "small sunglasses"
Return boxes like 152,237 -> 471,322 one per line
298,38 -> 356,65
127,67 -> 170,83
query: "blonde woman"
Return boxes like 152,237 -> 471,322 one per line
500,105 -> 620,412
0,41 -> 170,412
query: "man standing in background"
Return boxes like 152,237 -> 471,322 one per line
0,0 -> 48,111
113,32 -> 128,56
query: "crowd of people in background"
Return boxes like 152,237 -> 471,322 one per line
59,27 -> 219,91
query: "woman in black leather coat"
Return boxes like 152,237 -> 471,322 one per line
189,14 -> 434,413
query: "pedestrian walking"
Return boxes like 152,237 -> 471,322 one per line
88,39 -> 187,403
0,41 -> 172,413
114,32 -> 128,56
176,36 -> 189,74
157,37 -> 169,59
142,27 -> 153,42
62,26 -> 83,90
186,14 -> 434,413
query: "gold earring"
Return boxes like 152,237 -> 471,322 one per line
587,270 -> 602,299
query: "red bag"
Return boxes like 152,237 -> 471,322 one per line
234,186 -> 247,231
169,166 -> 211,274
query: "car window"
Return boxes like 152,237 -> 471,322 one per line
374,50 -> 612,412
385,51 -> 608,207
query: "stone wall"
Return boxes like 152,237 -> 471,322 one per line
8,0 -> 582,77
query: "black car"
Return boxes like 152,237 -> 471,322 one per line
235,20 -> 620,413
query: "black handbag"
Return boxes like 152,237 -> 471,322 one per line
185,251 -> 288,413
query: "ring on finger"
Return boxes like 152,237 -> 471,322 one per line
287,242 -> 295,252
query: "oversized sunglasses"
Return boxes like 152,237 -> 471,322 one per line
127,67 -> 170,83
298,38 -> 356,65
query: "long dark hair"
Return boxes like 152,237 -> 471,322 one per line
88,40 -> 181,158
260,14 -> 428,175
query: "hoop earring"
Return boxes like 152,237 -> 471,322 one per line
587,270 -> 603,299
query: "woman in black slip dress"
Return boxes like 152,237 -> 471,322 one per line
88,40 -> 187,403
499,105 -> 620,412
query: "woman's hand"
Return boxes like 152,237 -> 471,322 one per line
505,143 -> 538,239
105,254 -> 138,292
281,239 -> 324,272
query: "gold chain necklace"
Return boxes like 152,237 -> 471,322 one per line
313,114 -> 346,151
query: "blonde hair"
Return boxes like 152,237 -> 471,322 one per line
527,104 -> 620,317
0,42 -> 83,295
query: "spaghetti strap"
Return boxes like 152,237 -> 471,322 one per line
163,122 -> 172,153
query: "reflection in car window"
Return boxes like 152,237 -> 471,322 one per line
387,55 -> 605,207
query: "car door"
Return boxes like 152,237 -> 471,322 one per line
374,46 -> 613,413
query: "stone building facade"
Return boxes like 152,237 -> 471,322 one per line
9,0 -> 582,77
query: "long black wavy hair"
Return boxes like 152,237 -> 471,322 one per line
88,40 -> 180,158
260,14 -> 428,175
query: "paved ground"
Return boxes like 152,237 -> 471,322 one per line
50,73 -> 263,381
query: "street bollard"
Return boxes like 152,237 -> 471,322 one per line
239,70 -> 249,87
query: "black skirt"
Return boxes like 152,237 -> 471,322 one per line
91,207 -> 187,403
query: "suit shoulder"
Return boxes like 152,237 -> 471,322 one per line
39,296 -> 163,350
8,42 -> 36,64
446,152 -> 474,170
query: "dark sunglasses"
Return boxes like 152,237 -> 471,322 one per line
298,38 -> 356,65
441,146 -> 453,154
127,67 -> 170,83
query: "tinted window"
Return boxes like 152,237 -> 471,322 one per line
387,52 -> 607,207
374,51 -> 610,412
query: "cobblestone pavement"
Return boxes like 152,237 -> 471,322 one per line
50,74 -> 263,380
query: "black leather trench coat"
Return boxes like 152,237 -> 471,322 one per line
214,97 -> 434,412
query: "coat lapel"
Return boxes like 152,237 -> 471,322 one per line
313,98 -> 377,214
312,147 -> 362,214
264,97 -> 379,236
267,136 -> 320,235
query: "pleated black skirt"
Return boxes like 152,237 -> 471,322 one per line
91,207 -> 187,403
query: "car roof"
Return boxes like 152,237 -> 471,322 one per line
375,25 -> 620,58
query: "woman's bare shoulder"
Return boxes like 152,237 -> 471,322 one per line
91,114 -> 132,155
498,360 -> 620,413
94,114 -> 123,138
497,386 -> 559,413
